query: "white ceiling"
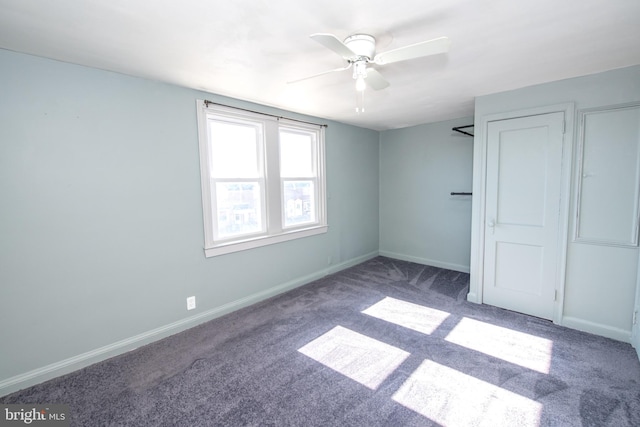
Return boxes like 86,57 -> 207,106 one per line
1,0 -> 639,131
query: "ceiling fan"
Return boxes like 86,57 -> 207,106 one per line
289,32 -> 451,93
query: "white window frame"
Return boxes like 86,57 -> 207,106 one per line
196,100 -> 327,257
279,121 -> 322,230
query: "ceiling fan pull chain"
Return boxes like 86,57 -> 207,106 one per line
355,88 -> 365,114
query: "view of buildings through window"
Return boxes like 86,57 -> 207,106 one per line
215,182 -> 262,238
284,181 -> 314,226
197,101 -> 326,255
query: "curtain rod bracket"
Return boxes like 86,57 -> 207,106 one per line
452,124 -> 474,137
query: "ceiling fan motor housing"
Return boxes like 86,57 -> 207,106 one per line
344,34 -> 376,60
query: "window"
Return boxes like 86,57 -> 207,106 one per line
196,100 -> 327,257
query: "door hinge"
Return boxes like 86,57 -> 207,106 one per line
634,310 -> 638,325
562,120 -> 566,134
554,290 -> 558,301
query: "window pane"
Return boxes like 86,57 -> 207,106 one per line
210,120 -> 260,178
280,130 -> 313,177
283,180 -> 315,227
215,182 -> 263,238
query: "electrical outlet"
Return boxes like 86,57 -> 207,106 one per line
187,296 -> 196,311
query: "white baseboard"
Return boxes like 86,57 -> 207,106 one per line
561,316 -> 631,343
378,250 -> 470,273
0,251 -> 379,397
324,251 -> 380,275
466,292 -> 480,304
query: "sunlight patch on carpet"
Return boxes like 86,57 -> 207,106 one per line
445,317 -> 553,374
393,360 -> 542,426
361,296 -> 450,335
298,325 -> 410,390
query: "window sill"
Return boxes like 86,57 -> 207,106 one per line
204,225 -> 328,257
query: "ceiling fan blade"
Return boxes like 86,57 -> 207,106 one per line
366,68 -> 390,90
310,33 -> 356,59
287,63 -> 352,84
373,36 -> 450,65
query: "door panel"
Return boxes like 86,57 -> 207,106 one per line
575,106 -> 640,246
495,242 -> 543,294
483,112 -> 564,320
496,128 -> 547,227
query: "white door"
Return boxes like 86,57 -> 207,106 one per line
483,112 -> 564,320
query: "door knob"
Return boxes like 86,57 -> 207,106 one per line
487,219 -> 495,235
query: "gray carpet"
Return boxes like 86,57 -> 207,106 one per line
2,257 -> 639,426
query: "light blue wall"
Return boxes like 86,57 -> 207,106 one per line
471,65 -> 640,340
0,49 -> 379,393
379,117 -> 474,272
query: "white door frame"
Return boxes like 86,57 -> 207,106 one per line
468,103 -> 575,324
632,254 -> 640,356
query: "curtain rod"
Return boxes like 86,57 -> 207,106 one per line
204,100 -> 328,128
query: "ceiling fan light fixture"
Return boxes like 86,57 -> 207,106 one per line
353,60 -> 368,78
353,61 -> 368,92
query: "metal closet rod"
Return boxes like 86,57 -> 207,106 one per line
452,124 -> 474,137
